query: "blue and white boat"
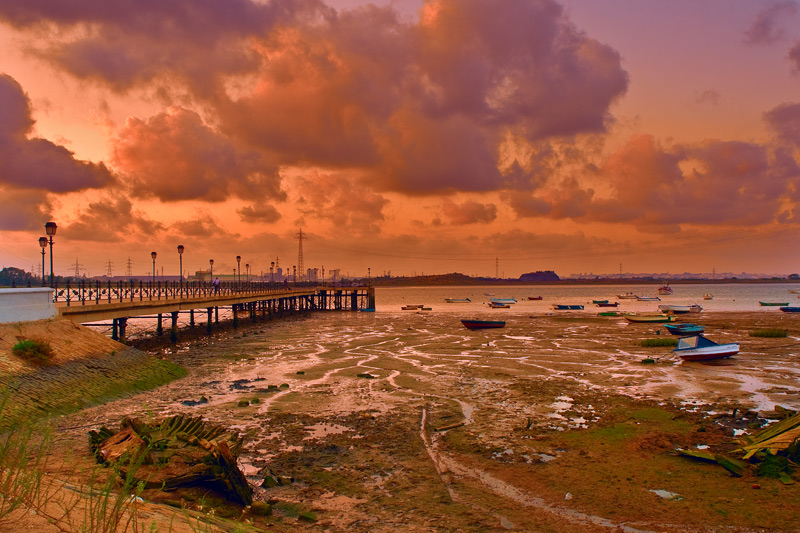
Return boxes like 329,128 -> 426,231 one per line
490,298 -> 517,304
664,323 -> 705,335
674,335 -> 739,361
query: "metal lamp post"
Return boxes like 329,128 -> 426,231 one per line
368,267 -> 371,286
293,265 -> 296,287
209,259 -> 214,278
245,263 -> 249,282
270,261 -> 274,286
177,245 -> 184,288
45,222 -> 57,287
38,237 -> 48,286
236,256 -> 241,284
151,251 -> 157,283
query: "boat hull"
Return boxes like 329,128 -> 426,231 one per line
461,319 -> 506,330
664,323 -> 705,335
676,345 -> 739,361
780,306 -> 800,313
760,302 -> 789,306
624,314 -> 676,323
553,304 -> 584,310
444,298 -> 471,303
596,302 -> 619,307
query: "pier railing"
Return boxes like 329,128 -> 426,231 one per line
51,280 -> 350,306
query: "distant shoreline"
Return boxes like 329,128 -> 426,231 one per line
365,277 -> 799,287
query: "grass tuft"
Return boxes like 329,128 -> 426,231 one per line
12,338 -> 54,366
749,329 -> 788,338
641,338 -> 678,347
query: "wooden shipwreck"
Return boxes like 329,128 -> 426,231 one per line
89,414 -> 252,506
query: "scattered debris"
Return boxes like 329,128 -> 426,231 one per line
677,408 -> 799,482
88,414 -> 252,506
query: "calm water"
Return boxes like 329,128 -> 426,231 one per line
374,283 -> 800,313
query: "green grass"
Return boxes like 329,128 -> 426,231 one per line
12,338 -> 54,366
749,329 -> 788,338
641,338 -> 678,347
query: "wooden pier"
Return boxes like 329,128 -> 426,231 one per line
52,280 -> 375,343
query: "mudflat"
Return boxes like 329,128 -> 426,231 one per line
10,310 -> 800,531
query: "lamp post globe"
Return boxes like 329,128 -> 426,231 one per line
38,237 -> 48,287
236,255 -> 241,284
44,221 -> 57,287
151,252 -> 157,283
270,261 -> 275,286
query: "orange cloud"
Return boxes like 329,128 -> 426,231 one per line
112,106 -> 283,202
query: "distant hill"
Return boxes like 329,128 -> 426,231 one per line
519,270 -> 560,282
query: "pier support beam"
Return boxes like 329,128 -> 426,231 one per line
170,311 -> 179,343
206,307 -> 213,334
157,313 -> 163,336
189,309 -> 195,327
118,318 -> 128,343
111,318 -> 118,341
233,304 -> 239,329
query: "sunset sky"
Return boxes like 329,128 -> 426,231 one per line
1,0 -> 800,280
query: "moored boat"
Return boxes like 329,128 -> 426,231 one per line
779,306 -> 800,313
552,304 -> 584,310
596,302 -> 619,307
489,302 -> 510,309
657,283 -> 673,295
636,295 -> 661,301
592,299 -> 609,304
664,323 -> 705,335
658,304 -> 702,314
401,304 -> 424,310
617,292 -> 639,299
490,298 -> 517,304
624,314 -> 676,323
359,307 -> 375,312
703,293 -> 713,300
760,301 -> 789,306
528,296 -> 543,300
673,334 -> 739,361
598,311 -> 619,316
444,298 -> 471,303
461,319 -> 505,330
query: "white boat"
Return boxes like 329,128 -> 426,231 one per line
703,293 -> 713,300
674,335 -> 739,361
636,295 -> 661,302
444,298 -> 471,303
659,304 -> 702,314
617,292 -> 639,299
657,283 -> 673,295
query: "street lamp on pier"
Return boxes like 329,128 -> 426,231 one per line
236,255 -> 241,284
209,259 -> 214,279
367,267 -> 371,286
44,222 -> 57,287
322,266 -> 325,287
293,265 -> 296,287
177,245 -> 184,287
270,261 -> 274,286
38,237 -> 48,287
245,263 -> 249,282
151,252 -> 157,283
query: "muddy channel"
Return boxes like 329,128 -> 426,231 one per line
55,310 -> 800,532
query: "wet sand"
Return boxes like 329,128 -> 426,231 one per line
51,310 -> 800,531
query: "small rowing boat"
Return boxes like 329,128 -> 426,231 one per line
760,301 -> 789,306
444,298 -> 471,303
461,319 -> 506,330
624,314 -> 676,323
552,304 -> 584,310
664,323 -> 705,335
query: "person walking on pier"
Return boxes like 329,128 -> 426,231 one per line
213,277 -> 220,294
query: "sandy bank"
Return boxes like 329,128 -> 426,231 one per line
0,318 -> 186,429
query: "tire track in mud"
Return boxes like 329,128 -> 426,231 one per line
419,407 -> 656,533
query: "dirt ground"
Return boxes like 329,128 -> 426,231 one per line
4,310 -> 800,532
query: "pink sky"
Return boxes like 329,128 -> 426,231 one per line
1,0 -> 799,279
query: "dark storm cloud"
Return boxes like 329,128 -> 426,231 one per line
0,73 -> 115,192
65,195 -> 165,242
